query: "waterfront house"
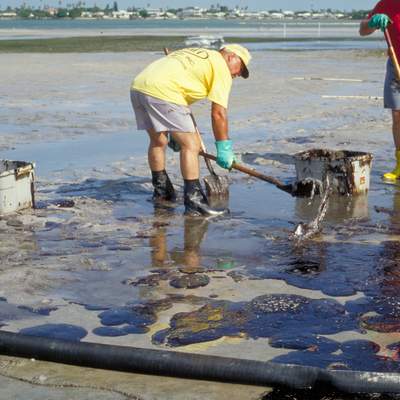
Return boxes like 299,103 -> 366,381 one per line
178,7 -> 205,18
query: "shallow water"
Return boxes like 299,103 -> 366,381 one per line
1,131 -> 147,179
247,39 -> 385,51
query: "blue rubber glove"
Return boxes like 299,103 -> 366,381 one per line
368,14 -> 391,31
215,140 -> 235,170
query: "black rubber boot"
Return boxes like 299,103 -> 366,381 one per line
184,179 -> 228,217
151,170 -> 176,202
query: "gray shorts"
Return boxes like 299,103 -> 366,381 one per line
130,90 -> 195,133
384,58 -> 400,110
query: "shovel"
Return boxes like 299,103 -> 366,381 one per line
191,115 -> 230,197
200,151 -> 293,194
385,27 -> 400,81
199,151 -> 325,197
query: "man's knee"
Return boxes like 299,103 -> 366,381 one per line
148,130 -> 168,147
181,141 -> 201,153
173,133 -> 200,153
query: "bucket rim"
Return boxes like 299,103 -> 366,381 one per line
0,160 -> 35,177
293,148 -> 373,162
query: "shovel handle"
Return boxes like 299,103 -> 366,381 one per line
199,151 -> 291,193
385,28 -> 400,81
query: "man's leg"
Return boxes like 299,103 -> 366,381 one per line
147,128 -> 168,171
147,129 -> 176,201
384,110 -> 400,180
392,110 -> 400,149
171,131 -> 227,216
170,131 -> 201,179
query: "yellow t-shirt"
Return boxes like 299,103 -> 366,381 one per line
132,48 -> 232,109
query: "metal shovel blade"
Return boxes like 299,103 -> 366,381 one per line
204,174 -> 230,197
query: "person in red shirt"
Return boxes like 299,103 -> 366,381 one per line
360,1 -> 400,180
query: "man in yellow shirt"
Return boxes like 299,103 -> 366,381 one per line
130,44 -> 251,216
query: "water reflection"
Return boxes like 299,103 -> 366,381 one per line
149,221 -> 169,269
295,193 -> 369,224
149,207 -> 209,271
171,218 -> 209,270
92,213 -> 214,337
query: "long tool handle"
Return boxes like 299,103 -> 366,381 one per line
199,150 -> 292,193
385,28 -> 400,81
190,114 -> 218,177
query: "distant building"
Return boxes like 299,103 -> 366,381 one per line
93,11 -> 105,18
178,7 -> 205,18
209,11 -> 227,19
145,8 -> 163,18
227,8 -> 244,18
0,12 -> 17,18
242,11 -> 262,19
270,12 -> 284,19
283,10 -> 295,18
161,12 -> 178,19
45,7 -> 58,16
81,11 -> 93,18
112,10 -> 131,19
259,11 -> 270,18
297,12 -> 312,19
311,12 -> 326,19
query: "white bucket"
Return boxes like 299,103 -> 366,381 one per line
0,160 -> 35,215
294,149 -> 372,195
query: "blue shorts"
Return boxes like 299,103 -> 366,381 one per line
384,58 -> 400,110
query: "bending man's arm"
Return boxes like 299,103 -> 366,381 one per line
211,102 -> 229,141
359,18 -> 376,36
360,13 -> 391,36
211,102 -> 235,169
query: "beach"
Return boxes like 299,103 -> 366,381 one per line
1,30 -> 400,398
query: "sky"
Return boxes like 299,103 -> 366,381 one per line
1,0 -> 378,11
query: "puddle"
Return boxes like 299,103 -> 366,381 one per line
20,323 -> 87,342
1,175 -> 400,371
1,131 -> 148,179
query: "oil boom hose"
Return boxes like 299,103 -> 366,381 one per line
0,330 -> 400,393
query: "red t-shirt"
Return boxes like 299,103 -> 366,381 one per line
369,0 -> 400,57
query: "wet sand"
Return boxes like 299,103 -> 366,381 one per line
1,47 -> 400,396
